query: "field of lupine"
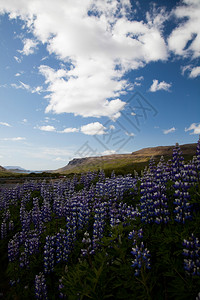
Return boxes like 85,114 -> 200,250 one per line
1,139 -> 200,299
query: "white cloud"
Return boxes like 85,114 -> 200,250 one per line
0,84 -> 7,88
149,79 -> 171,92
61,127 -> 79,133
181,65 -> 191,76
109,125 -> 115,130
31,86 -> 43,94
37,125 -> 56,132
0,122 -> 11,127
18,38 -> 38,55
189,66 -> 200,78
15,71 -> 24,77
185,123 -> 200,134
0,0 -> 168,118
11,81 -> 43,94
133,81 -> 141,87
135,76 -> 144,81
125,132 -> 135,136
163,127 -> 176,134
41,56 -> 48,61
81,122 -> 107,135
102,150 -> 116,155
2,137 -> 26,141
14,56 -> 21,63
168,0 -> 200,59
181,65 -> 200,78
39,64 -> 126,118
11,81 -> 30,90
131,75 -> 144,88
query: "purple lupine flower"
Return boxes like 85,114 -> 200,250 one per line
183,234 -> 200,276
41,200 -> 52,223
128,228 -> 143,240
44,235 -> 55,274
173,179 -> 192,224
131,242 -> 151,276
8,236 -> 20,262
8,220 -> 14,231
19,251 -> 29,268
3,209 -> 11,221
58,278 -> 66,299
92,202 -> 107,250
35,272 -> 48,300
171,143 -> 184,180
81,231 -> 92,256
1,220 -> 7,239
129,228 -> 151,276
140,169 -> 170,225
196,135 -> 200,174
25,232 -> 40,256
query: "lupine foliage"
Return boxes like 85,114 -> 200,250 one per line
0,138 -> 200,299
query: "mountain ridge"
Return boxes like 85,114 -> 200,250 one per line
55,142 -> 197,173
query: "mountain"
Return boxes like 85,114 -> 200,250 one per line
0,165 -> 14,176
0,166 -> 6,172
3,166 -> 30,173
55,143 -> 197,174
4,166 -> 27,170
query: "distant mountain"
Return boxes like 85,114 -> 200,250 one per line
4,166 -> 25,170
55,143 -> 197,174
4,166 -> 30,173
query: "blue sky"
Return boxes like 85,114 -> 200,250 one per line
0,0 -> 199,170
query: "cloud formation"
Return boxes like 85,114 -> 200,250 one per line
149,79 -> 171,92
35,122 -> 108,136
163,127 -> 176,134
168,0 -> 200,59
61,127 -> 79,133
185,123 -> 200,134
0,0 -> 169,119
189,66 -> 200,78
0,122 -> 11,127
11,81 -> 43,94
0,0 -> 198,120
81,122 -> 107,135
14,56 -> 21,63
37,125 -> 56,132
18,38 -> 38,56
181,65 -> 200,78
2,137 -> 26,141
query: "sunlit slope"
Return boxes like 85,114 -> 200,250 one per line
56,143 -> 197,174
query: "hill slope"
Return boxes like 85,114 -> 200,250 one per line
0,165 -> 14,177
0,166 -> 6,172
55,143 -> 197,174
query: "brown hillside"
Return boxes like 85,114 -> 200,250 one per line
0,166 -> 6,172
55,143 -> 197,173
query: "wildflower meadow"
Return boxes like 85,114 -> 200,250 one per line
0,138 -> 200,299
